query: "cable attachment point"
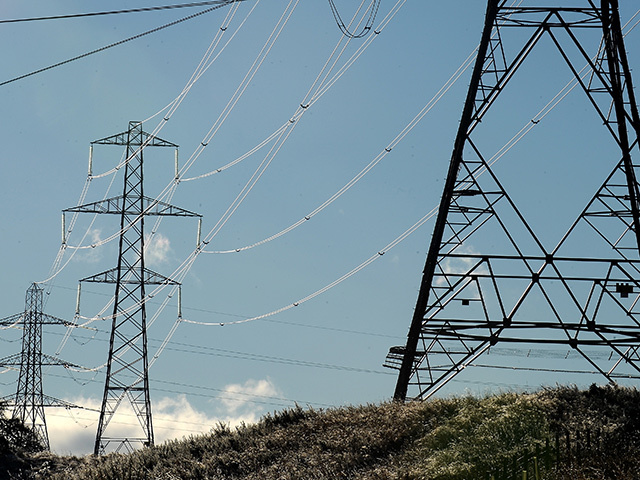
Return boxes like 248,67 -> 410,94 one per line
61,213 -> 67,245
88,145 -> 94,177
75,283 -> 82,316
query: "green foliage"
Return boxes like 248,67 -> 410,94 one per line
401,393 -> 550,479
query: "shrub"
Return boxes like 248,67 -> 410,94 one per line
0,401 -> 46,478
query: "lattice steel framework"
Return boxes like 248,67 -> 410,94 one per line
385,0 -> 640,401
0,283 -> 79,450
65,121 -> 200,454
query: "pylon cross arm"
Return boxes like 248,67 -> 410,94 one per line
0,353 -> 22,366
0,312 -> 23,326
64,195 -> 200,217
91,127 -> 178,148
80,267 -> 180,286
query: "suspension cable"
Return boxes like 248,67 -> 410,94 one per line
0,1 -> 241,88
327,0 -> 381,39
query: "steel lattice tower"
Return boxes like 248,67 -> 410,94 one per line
65,121 -> 200,454
0,283 -> 79,450
385,0 -> 640,401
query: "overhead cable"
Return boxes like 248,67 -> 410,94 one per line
180,0 -> 407,183
180,6 -> 640,328
0,1 -> 245,24
0,0 -> 239,87
132,0 -> 408,363
56,4 -> 640,373
204,47 -> 476,254
53,1 -> 244,283
69,0 -> 284,328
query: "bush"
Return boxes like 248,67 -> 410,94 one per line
0,401 -> 46,478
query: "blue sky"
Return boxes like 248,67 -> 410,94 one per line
1,1 -> 640,455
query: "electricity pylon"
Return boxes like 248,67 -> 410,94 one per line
0,283 -> 79,450
64,121 -> 201,454
385,0 -> 640,401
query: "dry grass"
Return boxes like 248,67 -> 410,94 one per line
4,385 -> 640,479
34,402 -> 426,480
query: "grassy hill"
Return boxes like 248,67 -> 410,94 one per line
5,385 -> 640,479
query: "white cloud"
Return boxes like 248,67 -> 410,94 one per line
46,378 -> 282,456
145,233 -> 172,266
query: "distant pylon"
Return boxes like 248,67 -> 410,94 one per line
385,0 -> 640,401
0,283 -> 80,450
64,121 -> 201,454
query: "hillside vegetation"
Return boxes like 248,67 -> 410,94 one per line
4,385 -> 640,479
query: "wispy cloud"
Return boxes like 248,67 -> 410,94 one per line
217,378 -> 281,424
74,229 -> 104,264
145,232 -> 172,267
435,244 -> 488,288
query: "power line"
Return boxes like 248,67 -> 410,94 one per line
0,0 -> 240,87
49,1 -> 410,368
186,6 -> 640,331
160,342 -> 395,376
48,283 -> 404,339
470,364 -> 640,379
46,409 -> 216,436
37,1 -> 244,294
41,328 -> 394,377
0,1 -> 245,24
